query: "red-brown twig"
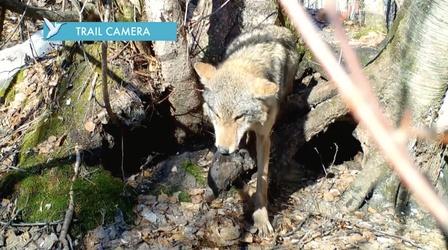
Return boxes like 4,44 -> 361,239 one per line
278,0 -> 448,233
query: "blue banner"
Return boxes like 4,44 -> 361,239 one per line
43,20 -> 177,41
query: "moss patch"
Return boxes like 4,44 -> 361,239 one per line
178,191 -> 191,202
181,161 -> 206,186
19,114 -> 66,168
73,169 -> 133,231
17,165 -> 72,222
17,165 -> 133,232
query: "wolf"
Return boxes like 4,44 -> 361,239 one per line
194,25 -> 299,235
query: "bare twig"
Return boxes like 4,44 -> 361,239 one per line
189,0 -> 232,27
278,0 -> 448,233
101,0 -> 120,127
314,147 -> 328,176
0,220 -> 63,227
0,0 -> 28,49
108,42 -> 129,61
354,223 -> 421,248
58,146 -> 81,250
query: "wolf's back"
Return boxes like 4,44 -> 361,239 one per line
224,25 -> 299,99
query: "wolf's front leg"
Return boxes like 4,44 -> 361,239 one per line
253,133 -> 274,236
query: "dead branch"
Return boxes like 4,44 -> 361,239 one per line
58,146 -> 81,250
0,220 -> 63,227
0,0 -> 99,21
354,222 -> 422,248
101,0 -> 120,127
278,0 -> 448,233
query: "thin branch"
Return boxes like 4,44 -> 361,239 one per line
0,0 -> 99,21
58,146 -> 81,250
101,0 -> 120,126
278,0 -> 448,233
0,0 -> 28,49
0,220 -> 63,227
189,0 -> 232,28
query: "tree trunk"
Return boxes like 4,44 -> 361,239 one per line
340,0 -> 448,226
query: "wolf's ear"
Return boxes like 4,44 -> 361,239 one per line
251,79 -> 279,99
193,62 -> 216,83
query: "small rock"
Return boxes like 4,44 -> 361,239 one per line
137,242 -> 150,250
171,166 -> 178,172
47,135 -> 57,143
248,226 -> 258,234
141,208 -> 158,224
41,233 -> 58,249
5,230 -> 17,247
323,192 -> 335,202
368,207 -> 377,213
301,75 -> 313,85
241,232 -> 253,243
362,230 -> 375,241
354,211 -> 364,219
313,72 -> 322,80
329,188 -> 341,197
1,198 -> 10,206
219,224 -> 240,241
158,193 -> 169,203
0,234 -> 4,247
22,231 -> 31,241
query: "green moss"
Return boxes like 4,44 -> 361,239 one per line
153,184 -> 177,196
181,161 -> 206,186
16,166 -> 133,232
17,165 -> 72,222
73,169 -> 133,231
2,69 -> 25,103
19,114 -> 66,168
178,191 -> 191,202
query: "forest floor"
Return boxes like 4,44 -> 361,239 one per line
0,6 -> 447,249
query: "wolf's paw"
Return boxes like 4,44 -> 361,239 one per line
252,207 -> 273,237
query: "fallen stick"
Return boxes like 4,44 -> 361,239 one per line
58,146 -> 81,250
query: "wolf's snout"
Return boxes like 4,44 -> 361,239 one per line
217,146 -> 230,155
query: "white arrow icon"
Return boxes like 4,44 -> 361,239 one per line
44,18 -> 63,39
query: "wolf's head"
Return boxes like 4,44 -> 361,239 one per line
194,62 -> 278,154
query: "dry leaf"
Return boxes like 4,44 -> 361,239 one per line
84,121 -> 96,132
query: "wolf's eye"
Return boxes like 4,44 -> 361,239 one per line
234,114 -> 245,121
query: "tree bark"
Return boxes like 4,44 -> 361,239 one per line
340,0 -> 448,225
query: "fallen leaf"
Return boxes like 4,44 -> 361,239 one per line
84,121 -> 96,132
